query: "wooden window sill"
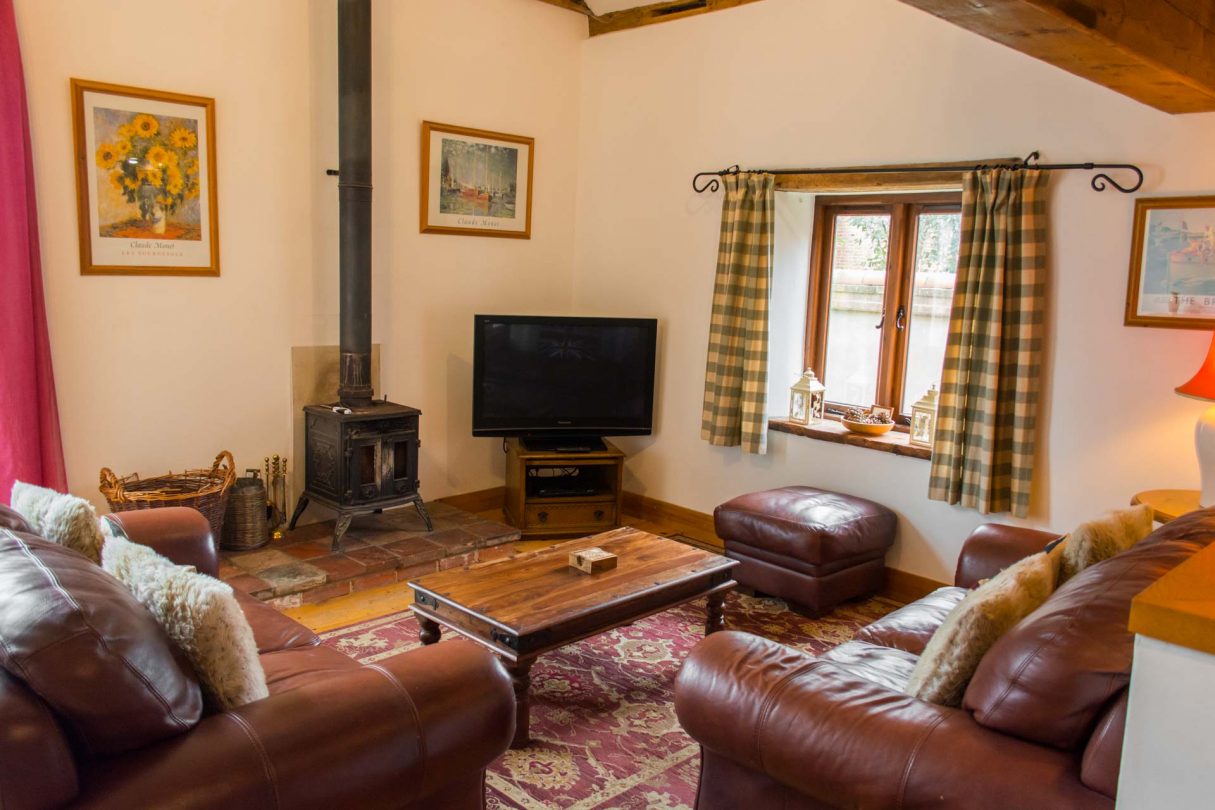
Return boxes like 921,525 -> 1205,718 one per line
769,418 -> 931,461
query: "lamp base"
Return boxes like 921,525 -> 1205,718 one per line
1196,406 -> 1215,507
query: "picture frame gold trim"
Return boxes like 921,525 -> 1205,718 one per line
419,121 -> 534,239
1125,195 -> 1215,330
71,78 -> 219,276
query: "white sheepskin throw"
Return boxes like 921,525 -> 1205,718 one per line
102,534 -> 268,710
906,550 -> 1058,707
10,482 -> 104,563
1059,504 -> 1155,583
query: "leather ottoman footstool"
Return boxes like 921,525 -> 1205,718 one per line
714,486 -> 896,616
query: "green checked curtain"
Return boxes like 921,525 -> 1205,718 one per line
928,168 -> 1049,518
701,173 -> 774,455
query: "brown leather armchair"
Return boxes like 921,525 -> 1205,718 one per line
675,513 -> 1214,809
0,504 -> 514,809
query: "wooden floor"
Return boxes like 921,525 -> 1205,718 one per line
282,508 -> 692,632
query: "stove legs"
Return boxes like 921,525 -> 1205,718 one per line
287,495 -> 309,530
332,512 -> 354,553
285,495 -> 432,553
414,497 -> 434,532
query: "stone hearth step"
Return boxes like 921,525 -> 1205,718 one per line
218,502 -> 520,608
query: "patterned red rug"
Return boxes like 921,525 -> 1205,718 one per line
322,592 -> 896,809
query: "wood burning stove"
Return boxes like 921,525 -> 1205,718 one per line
290,401 -> 430,551
288,0 -> 431,551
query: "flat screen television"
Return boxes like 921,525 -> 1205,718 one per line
472,314 -> 657,444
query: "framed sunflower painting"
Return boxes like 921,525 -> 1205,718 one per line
71,79 -> 219,276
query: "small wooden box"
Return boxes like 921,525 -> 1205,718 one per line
569,547 -> 618,574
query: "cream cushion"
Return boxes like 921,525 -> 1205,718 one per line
10,481 -> 104,563
1058,503 -> 1155,583
101,533 -> 268,710
906,550 -> 1058,707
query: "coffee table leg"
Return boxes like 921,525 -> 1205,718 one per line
418,617 -> 441,645
507,658 -> 534,749
706,591 -> 726,635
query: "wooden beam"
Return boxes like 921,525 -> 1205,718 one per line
534,0 -> 596,15
770,157 -> 1019,193
587,0 -> 766,37
898,0 -> 1215,114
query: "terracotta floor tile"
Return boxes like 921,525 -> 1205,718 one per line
280,539 -> 334,560
345,527 -> 412,546
285,522 -> 334,542
309,554 -> 366,581
465,521 -> 521,546
423,528 -> 479,554
232,502 -> 523,605
217,560 -> 244,580
343,544 -> 399,574
382,537 -> 446,567
228,548 -> 298,574
225,573 -> 273,599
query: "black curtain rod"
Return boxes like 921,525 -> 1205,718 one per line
691,152 -> 1144,194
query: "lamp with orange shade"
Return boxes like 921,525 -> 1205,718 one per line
1176,332 -> 1215,506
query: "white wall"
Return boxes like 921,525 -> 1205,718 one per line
16,0 -> 311,506
16,0 -> 585,510
572,0 -> 1215,581
20,0 -> 1215,581
301,0 -> 585,504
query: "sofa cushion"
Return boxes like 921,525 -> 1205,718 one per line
1081,690 -> 1128,799
235,590 -> 320,653
906,551 -> 1057,706
0,669 -> 78,808
1060,504 -> 1154,583
0,503 -> 33,533
260,645 -> 362,694
964,508 -> 1215,749
820,640 -> 918,692
0,528 -> 202,756
102,534 -> 268,711
852,586 -> 967,655
10,482 -> 104,563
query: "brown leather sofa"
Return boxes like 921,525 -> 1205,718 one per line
0,504 -> 514,809
675,510 -> 1215,809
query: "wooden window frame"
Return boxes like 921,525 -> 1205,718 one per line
804,191 -> 961,426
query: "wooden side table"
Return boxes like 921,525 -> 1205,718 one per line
1131,489 -> 1202,523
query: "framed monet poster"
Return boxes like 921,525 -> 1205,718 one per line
71,79 -> 219,276
420,121 -> 533,239
1125,196 -> 1215,329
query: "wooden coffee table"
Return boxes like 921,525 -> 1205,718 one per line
407,527 -> 738,748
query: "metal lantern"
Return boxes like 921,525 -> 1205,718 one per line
788,369 -> 826,425
909,385 -> 939,449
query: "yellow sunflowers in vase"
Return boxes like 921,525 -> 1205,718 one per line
94,110 -> 200,231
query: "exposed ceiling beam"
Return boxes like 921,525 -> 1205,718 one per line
535,0 -> 766,37
535,0 -> 598,16
898,0 -> 1215,114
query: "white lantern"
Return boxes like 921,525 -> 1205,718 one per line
909,385 -> 939,448
788,369 -> 826,425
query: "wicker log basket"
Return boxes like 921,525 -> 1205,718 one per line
221,472 -> 270,551
99,450 -> 236,540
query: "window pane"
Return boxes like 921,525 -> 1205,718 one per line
823,214 -> 889,407
902,212 -> 961,413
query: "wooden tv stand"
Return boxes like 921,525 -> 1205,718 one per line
504,438 -> 625,538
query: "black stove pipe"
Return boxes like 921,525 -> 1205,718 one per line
337,0 -> 373,406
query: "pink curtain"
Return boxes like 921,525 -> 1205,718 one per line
0,0 -> 66,503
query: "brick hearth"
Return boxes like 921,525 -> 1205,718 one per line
218,501 -> 520,608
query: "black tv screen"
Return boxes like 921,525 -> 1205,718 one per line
472,315 -> 657,438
